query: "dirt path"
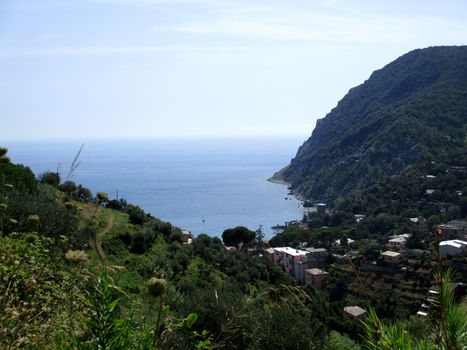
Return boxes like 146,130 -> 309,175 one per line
95,214 -> 115,260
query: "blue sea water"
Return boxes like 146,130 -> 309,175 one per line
4,137 -> 305,239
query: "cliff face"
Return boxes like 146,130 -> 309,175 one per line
281,46 -> 467,202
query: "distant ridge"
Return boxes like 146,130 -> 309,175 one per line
280,46 -> 467,202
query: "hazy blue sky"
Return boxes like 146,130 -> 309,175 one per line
1,0 -> 466,140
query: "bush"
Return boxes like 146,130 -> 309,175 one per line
0,161 -> 37,193
130,228 -> 156,254
0,233 -> 88,348
127,205 -> 145,225
106,199 -> 124,211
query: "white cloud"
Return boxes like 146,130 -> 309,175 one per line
152,6 -> 467,46
0,44 -> 267,58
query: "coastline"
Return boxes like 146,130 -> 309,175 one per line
267,165 -> 290,185
267,177 -> 291,186
267,165 -> 306,203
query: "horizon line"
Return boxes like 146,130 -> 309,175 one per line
1,134 -> 310,142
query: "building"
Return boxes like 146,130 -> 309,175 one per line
409,217 -> 427,233
332,253 -> 349,264
287,247 -> 329,283
305,268 -> 329,288
294,260 -> 312,283
316,203 -> 327,215
344,306 -> 367,322
439,240 -> 467,258
388,234 -> 411,248
405,249 -> 429,258
263,247 -> 275,263
439,220 -> 467,239
381,251 -> 405,264
273,247 -> 309,278
346,250 -> 359,259
304,247 -> 328,267
354,214 -> 365,223
182,230 -> 192,244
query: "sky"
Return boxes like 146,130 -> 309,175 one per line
1,0 -> 466,140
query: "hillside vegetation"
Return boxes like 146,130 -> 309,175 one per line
1,148 -> 359,349
280,46 -> 467,202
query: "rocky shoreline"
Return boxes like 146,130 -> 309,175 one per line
268,165 -> 306,202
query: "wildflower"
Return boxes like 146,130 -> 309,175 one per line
27,214 -> 40,228
96,192 -> 109,204
65,250 -> 88,264
24,278 -> 37,290
65,202 -> 76,209
147,277 -> 167,297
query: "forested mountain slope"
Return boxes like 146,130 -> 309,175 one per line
280,46 -> 467,202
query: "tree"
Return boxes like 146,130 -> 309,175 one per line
222,226 -> 255,250
39,171 -> 60,188
76,184 -> 92,202
255,225 -> 265,248
427,214 -> 441,230
59,180 -> 77,195
447,205 -> 461,220
0,147 -> 9,163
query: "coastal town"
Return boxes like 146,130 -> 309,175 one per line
259,216 -> 467,322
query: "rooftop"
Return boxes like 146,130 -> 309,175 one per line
381,251 -> 402,257
344,306 -> 367,317
306,268 -> 328,275
440,240 -> 467,248
389,237 -> 407,244
440,220 -> 467,230
305,247 -> 327,254
274,247 -> 309,257
389,233 -> 411,239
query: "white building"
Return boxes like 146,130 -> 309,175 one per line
439,240 -> 467,258
273,247 -> 309,279
388,234 -> 411,247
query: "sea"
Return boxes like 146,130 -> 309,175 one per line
4,137 -> 306,239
